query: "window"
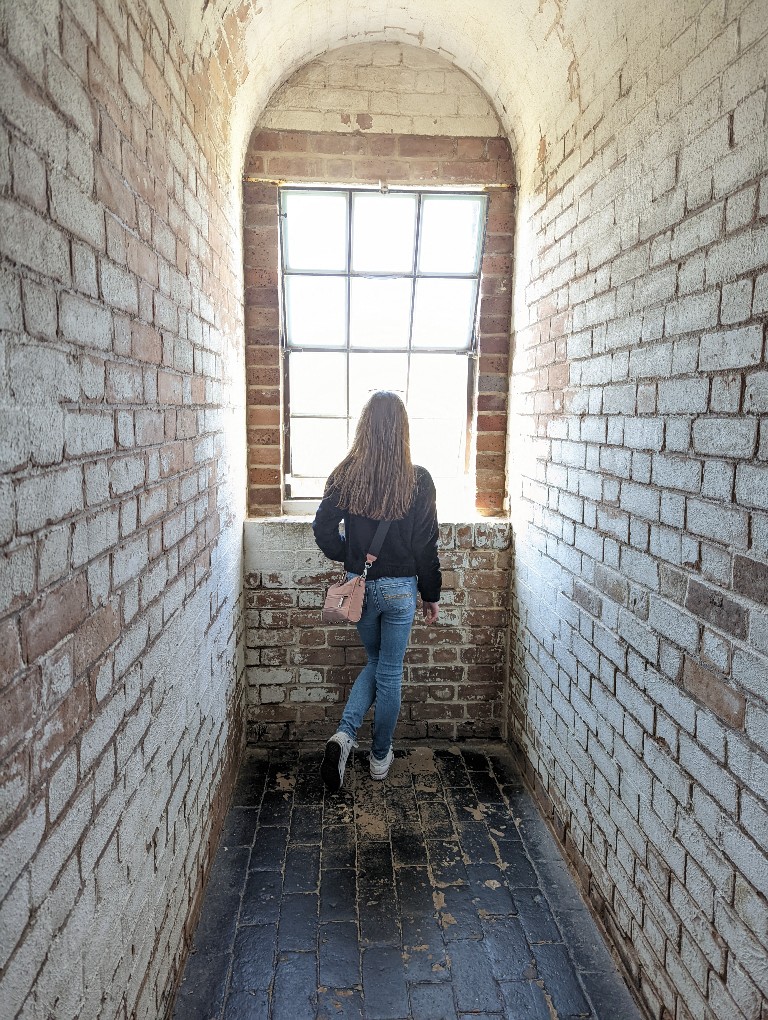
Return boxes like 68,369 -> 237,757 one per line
279,186 -> 488,508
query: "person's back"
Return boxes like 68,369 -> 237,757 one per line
312,391 -> 441,791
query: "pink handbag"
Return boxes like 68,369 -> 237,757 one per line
321,520 -> 391,624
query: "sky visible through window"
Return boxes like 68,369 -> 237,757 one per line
280,187 -> 488,505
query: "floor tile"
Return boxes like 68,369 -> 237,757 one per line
222,988 -> 269,1020
316,987 -> 365,1020
272,951 -> 317,1020
319,920 -> 362,988
362,945 -> 409,1018
409,980 -> 458,1020
320,868 -> 357,922
278,892 -> 319,952
230,924 -> 277,991
447,938 -> 504,1013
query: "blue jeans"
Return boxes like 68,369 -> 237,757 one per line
337,575 -> 418,760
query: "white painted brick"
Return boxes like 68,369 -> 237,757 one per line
699,324 -> 764,372
623,417 -> 664,451
51,170 -> 105,249
720,280 -> 753,329
0,872 -> 30,971
705,224 -> 768,285
686,497 -> 748,547
30,781 -> 93,907
112,533 -> 149,588
0,198 -> 71,284
110,456 -> 145,495
65,410 -> 116,456
700,460 -> 734,500
754,270 -> 768,314
15,465 -> 83,533
60,292 -> 114,351
731,648 -> 768,702
48,750 -> 78,823
0,264 -> 22,331
72,507 -> 120,568
100,259 -> 139,315
80,692 -> 126,777
10,345 -> 79,403
692,417 -> 757,458
84,461 -> 110,508
679,734 -> 737,811
720,819 -> 768,899
20,278 -> 57,340
664,417 -> 692,453
652,454 -> 702,493
628,342 -> 673,379
670,202 -> 723,260
710,373 -> 741,412
664,291 -> 719,336
649,597 -> 699,652
740,790 -> 768,853
0,800 -> 45,903
81,357 -> 106,403
735,463 -> 768,510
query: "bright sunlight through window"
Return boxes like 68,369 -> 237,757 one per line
280,187 -> 488,511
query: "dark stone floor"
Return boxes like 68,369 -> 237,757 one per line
172,744 -> 644,1020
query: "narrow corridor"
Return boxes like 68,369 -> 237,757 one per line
173,744 -> 643,1020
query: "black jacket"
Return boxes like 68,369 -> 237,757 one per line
312,465 -> 442,603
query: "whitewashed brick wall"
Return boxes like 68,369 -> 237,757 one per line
0,0 -> 246,1017
508,3 -> 768,1019
260,41 -> 503,137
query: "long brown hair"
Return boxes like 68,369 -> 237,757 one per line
330,391 -> 416,519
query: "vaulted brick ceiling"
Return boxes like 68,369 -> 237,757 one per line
172,0 -> 634,182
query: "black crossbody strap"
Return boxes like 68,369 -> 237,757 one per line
363,522 -> 389,571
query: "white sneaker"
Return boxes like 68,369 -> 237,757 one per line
321,732 -> 356,792
369,746 -> 394,781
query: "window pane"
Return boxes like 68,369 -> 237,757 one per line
418,195 -> 485,274
289,352 -> 347,415
350,278 -> 412,348
409,416 -> 466,477
411,278 -> 477,349
349,353 -> 408,417
285,275 -> 346,347
351,192 -> 417,273
282,190 -> 347,271
290,417 -> 348,477
408,354 -> 468,417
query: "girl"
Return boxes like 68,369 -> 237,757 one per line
312,391 -> 441,791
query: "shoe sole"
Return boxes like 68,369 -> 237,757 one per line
321,740 -> 343,792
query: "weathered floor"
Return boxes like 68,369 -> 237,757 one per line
172,744 -> 644,1020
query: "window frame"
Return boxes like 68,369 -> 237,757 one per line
278,184 -> 490,505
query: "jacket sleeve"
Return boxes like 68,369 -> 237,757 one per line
412,470 -> 441,603
312,483 -> 347,563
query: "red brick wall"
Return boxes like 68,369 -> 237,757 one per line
243,519 -> 512,742
243,129 -> 515,516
